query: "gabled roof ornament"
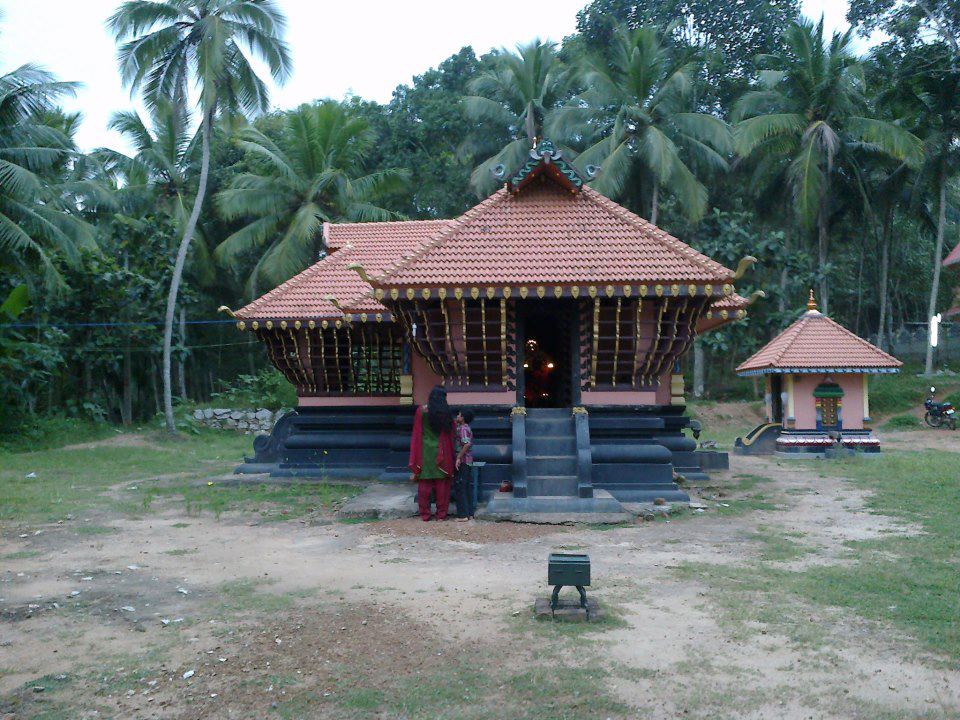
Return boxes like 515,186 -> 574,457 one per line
806,288 -> 819,313
507,138 -> 585,195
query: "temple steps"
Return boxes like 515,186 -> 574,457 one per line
526,475 -> 580,496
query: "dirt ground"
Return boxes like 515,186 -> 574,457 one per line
2,438 -> 959,719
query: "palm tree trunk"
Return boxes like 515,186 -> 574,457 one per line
121,348 -> 132,427
877,208 -> 892,350
650,181 -> 660,225
818,202 -> 829,315
925,181 -> 948,377
162,113 -> 212,432
178,307 -> 188,401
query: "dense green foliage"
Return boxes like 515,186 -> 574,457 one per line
3,0 -> 960,431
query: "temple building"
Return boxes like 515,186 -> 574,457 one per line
734,291 -> 902,456
231,140 -> 750,512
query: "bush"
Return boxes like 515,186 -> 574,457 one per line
0,415 -> 114,453
208,368 -> 296,410
883,414 -> 920,430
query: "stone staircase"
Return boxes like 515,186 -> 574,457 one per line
524,408 -> 580,497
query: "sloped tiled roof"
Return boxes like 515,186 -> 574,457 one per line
372,181 -> 734,289
736,309 -> 902,375
323,219 -> 453,252
235,220 -> 450,321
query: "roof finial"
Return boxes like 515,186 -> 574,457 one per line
807,288 -> 818,312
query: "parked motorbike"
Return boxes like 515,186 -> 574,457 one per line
924,387 -> 957,430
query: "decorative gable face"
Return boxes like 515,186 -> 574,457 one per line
503,139 -> 587,195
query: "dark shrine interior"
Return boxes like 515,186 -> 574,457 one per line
522,301 -> 574,408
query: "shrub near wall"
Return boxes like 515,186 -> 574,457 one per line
191,408 -> 291,434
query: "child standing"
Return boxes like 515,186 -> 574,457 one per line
453,409 -> 475,520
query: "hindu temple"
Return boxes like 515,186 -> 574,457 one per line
734,291 -> 902,456
230,140 -> 751,512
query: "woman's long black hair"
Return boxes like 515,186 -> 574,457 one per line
427,385 -> 452,434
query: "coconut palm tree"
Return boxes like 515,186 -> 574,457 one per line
215,101 -> 409,296
890,47 -> 960,375
732,17 -> 922,314
462,39 -> 571,195
549,24 -> 731,224
0,64 -> 96,288
108,0 -> 292,432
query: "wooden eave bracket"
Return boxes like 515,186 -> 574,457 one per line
733,256 -> 758,281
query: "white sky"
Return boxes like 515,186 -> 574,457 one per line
1,0 -> 855,154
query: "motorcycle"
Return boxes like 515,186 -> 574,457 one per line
924,387 -> 957,430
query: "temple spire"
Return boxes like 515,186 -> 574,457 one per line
807,288 -> 818,313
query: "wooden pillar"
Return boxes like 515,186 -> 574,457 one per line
785,374 -> 795,429
863,374 -> 871,425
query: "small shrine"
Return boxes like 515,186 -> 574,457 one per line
734,291 -> 902,455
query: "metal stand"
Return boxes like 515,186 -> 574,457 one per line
550,584 -> 589,617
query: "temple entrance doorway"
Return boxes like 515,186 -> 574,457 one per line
520,300 -> 577,408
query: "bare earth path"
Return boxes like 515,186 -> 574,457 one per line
2,446 -> 958,718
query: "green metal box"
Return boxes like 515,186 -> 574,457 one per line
548,553 -> 590,587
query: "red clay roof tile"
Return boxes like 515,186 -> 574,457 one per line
736,310 -> 902,374
372,182 -> 733,288
235,220 -> 451,321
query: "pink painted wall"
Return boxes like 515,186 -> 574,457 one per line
581,390 -> 659,406
447,390 -> 515,406
299,396 -> 403,407
792,374 -> 865,430
412,350 -> 442,406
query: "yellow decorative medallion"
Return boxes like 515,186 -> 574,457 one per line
670,284 -> 680,296
654,285 -> 664,297
639,284 -> 648,296
470,287 -> 480,299
588,285 -> 598,298
405,288 -> 415,300
605,285 -> 615,297
519,286 -> 528,299
623,285 -> 632,297
251,321 -> 259,330
454,287 -> 463,300
704,284 -> 712,295
688,284 -> 697,296
294,320 -> 301,330
553,286 -> 563,298
280,320 -> 287,330
265,320 -> 273,330
237,321 -> 245,331
722,284 -> 733,296
536,286 -> 545,298
421,288 -> 431,299
486,287 -> 495,299
571,286 -> 580,298
390,288 -> 399,301
308,320 -> 316,329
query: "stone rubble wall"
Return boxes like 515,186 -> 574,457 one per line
191,407 -> 291,434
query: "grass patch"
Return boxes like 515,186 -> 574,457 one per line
676,448 -> 960,660
0,431 -> 249,523
162,548 -> 197,556
3,550 -> 42,560
138,480 -> 360,521
882,413 -> 920,429
216,578 -> 296,614
74,524 -> 117,536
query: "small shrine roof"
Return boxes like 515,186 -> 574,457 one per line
369,181 -> 734,294
736,295 -> 902,376
944,239 -> 960,268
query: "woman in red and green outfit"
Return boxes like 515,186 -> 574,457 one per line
409,386 -> 456,521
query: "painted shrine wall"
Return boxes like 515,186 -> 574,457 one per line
792,374 -> 865,430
